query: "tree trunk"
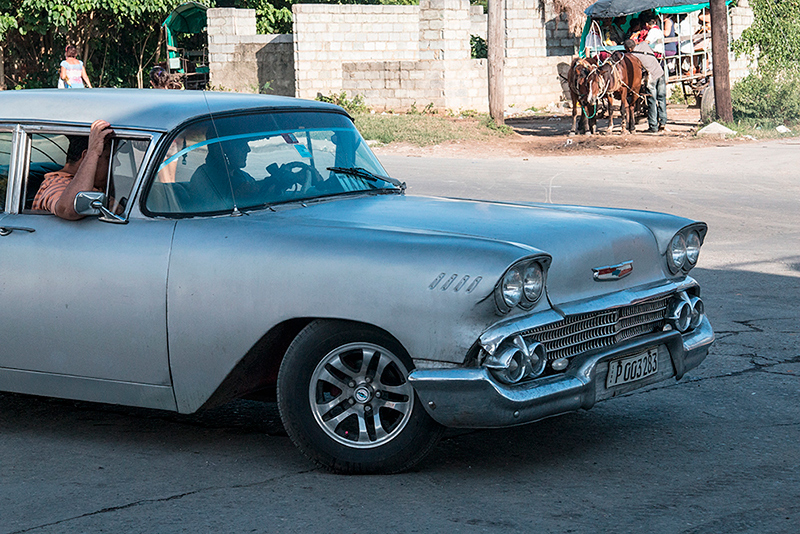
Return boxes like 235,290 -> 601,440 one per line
487,0 -> 504,127
0,45 -> 5,90
710,0 -> 733,123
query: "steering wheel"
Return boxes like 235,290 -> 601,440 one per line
269,162 -> 323,195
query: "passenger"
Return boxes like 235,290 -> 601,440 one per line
625,39 -> 667,133
663,15 -> 677,57
32,119 -> 114,220
189,138 -> 255,210
645,18 -> 665,58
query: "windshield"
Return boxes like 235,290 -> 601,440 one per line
145,110 -> 393,216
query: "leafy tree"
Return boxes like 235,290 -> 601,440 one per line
733,0 -> 800,75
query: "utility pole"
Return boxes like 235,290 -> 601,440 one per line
709,0 -> 733,122
487,0 -> 504,127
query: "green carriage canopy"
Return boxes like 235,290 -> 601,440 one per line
163,2 -> 208,63
579,0 -> 732,56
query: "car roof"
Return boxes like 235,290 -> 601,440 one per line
0,89 -> 347,132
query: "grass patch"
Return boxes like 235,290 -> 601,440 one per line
719,118 -> 799,139
353,112 -> 514,146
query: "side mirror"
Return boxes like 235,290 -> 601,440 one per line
74,191 -> 126,224
74,191 -> 106,216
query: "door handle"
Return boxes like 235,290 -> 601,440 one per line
0,226 -> 36,236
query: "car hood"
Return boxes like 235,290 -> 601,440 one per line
273,194 -> 681,307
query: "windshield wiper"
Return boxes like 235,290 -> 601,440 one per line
327,167 -> 406,191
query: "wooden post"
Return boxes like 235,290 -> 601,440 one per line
487,0 -> 504,127
709,0 -> 733,123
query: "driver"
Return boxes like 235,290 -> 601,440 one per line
32,119 -> 113,220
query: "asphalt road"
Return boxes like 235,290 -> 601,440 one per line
2,140 -> 798,533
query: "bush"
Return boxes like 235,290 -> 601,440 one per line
315,92 -> 369,114
731,73 -> 800,122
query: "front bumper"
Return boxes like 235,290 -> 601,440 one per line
408,316 -> 713,428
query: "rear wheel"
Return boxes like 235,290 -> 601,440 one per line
277,320 -> 443,474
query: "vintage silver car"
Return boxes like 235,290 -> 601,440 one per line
0,89 -> 713,473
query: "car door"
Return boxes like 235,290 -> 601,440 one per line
0,126 -> 177,410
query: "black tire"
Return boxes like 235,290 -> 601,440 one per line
277,320 -> 444,474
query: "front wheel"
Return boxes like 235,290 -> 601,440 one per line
277,320 -> 444,474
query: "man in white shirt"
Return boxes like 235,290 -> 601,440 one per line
645,18 -> 665,57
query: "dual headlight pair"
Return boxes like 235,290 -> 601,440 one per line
668,225 -> 705,274
494,257 -> 548,314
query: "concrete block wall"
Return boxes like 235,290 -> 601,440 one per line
209,2 -> 752,112
293,4 -> 420,99
208,8 -> 295,94
470,5 -> 487,40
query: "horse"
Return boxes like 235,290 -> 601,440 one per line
580,52 -> 644,134
567,56 -> 598,134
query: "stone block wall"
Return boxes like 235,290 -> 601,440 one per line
208,8 -> 295,95
295,0 -> 575,112
208,2 -> 753,113
293,4 -> 421,99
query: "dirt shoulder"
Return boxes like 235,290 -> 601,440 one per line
372,105 -> 755,159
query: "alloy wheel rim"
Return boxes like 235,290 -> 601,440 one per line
309,342 -> 414,449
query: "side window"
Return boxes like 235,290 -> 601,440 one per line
24,133 -> 148,215
26,133 -> 70,210
108,139 -> 148,214
0,132 -> 12,211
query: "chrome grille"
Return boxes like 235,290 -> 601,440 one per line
522,296 -> 670,361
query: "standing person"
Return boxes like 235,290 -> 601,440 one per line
149,66 -> 182,89
60,45 -> 92,89
624,39 -> 667,133
645,18 -> 665,58
663,15 -> 677,57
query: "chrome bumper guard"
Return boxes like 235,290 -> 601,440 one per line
408,316 -> 713,428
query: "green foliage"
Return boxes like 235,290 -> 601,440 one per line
316,91 -> 369,114
470,35 -> 487,59
233,0 -> 292,33
731,72 -> 800,122
2,0 -> 202,88
732,0 -> 800,75
479,113 -> 513,134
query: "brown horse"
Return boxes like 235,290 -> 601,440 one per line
567,56 -> 598,134
580,52 -> 644,134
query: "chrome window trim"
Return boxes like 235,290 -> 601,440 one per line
0,125 -> 17,213
7,125 -> 26,215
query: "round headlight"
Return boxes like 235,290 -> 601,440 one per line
669,233 -> 687,272
523,263 -> 544,304
686,231 -> 701,265
501,267 -> 523,308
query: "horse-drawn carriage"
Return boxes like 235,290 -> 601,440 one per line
569,0 -> 733,134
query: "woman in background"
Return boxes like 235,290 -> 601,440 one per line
60,45 -> 92,89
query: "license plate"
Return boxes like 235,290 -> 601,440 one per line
606,348 -> 659,388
